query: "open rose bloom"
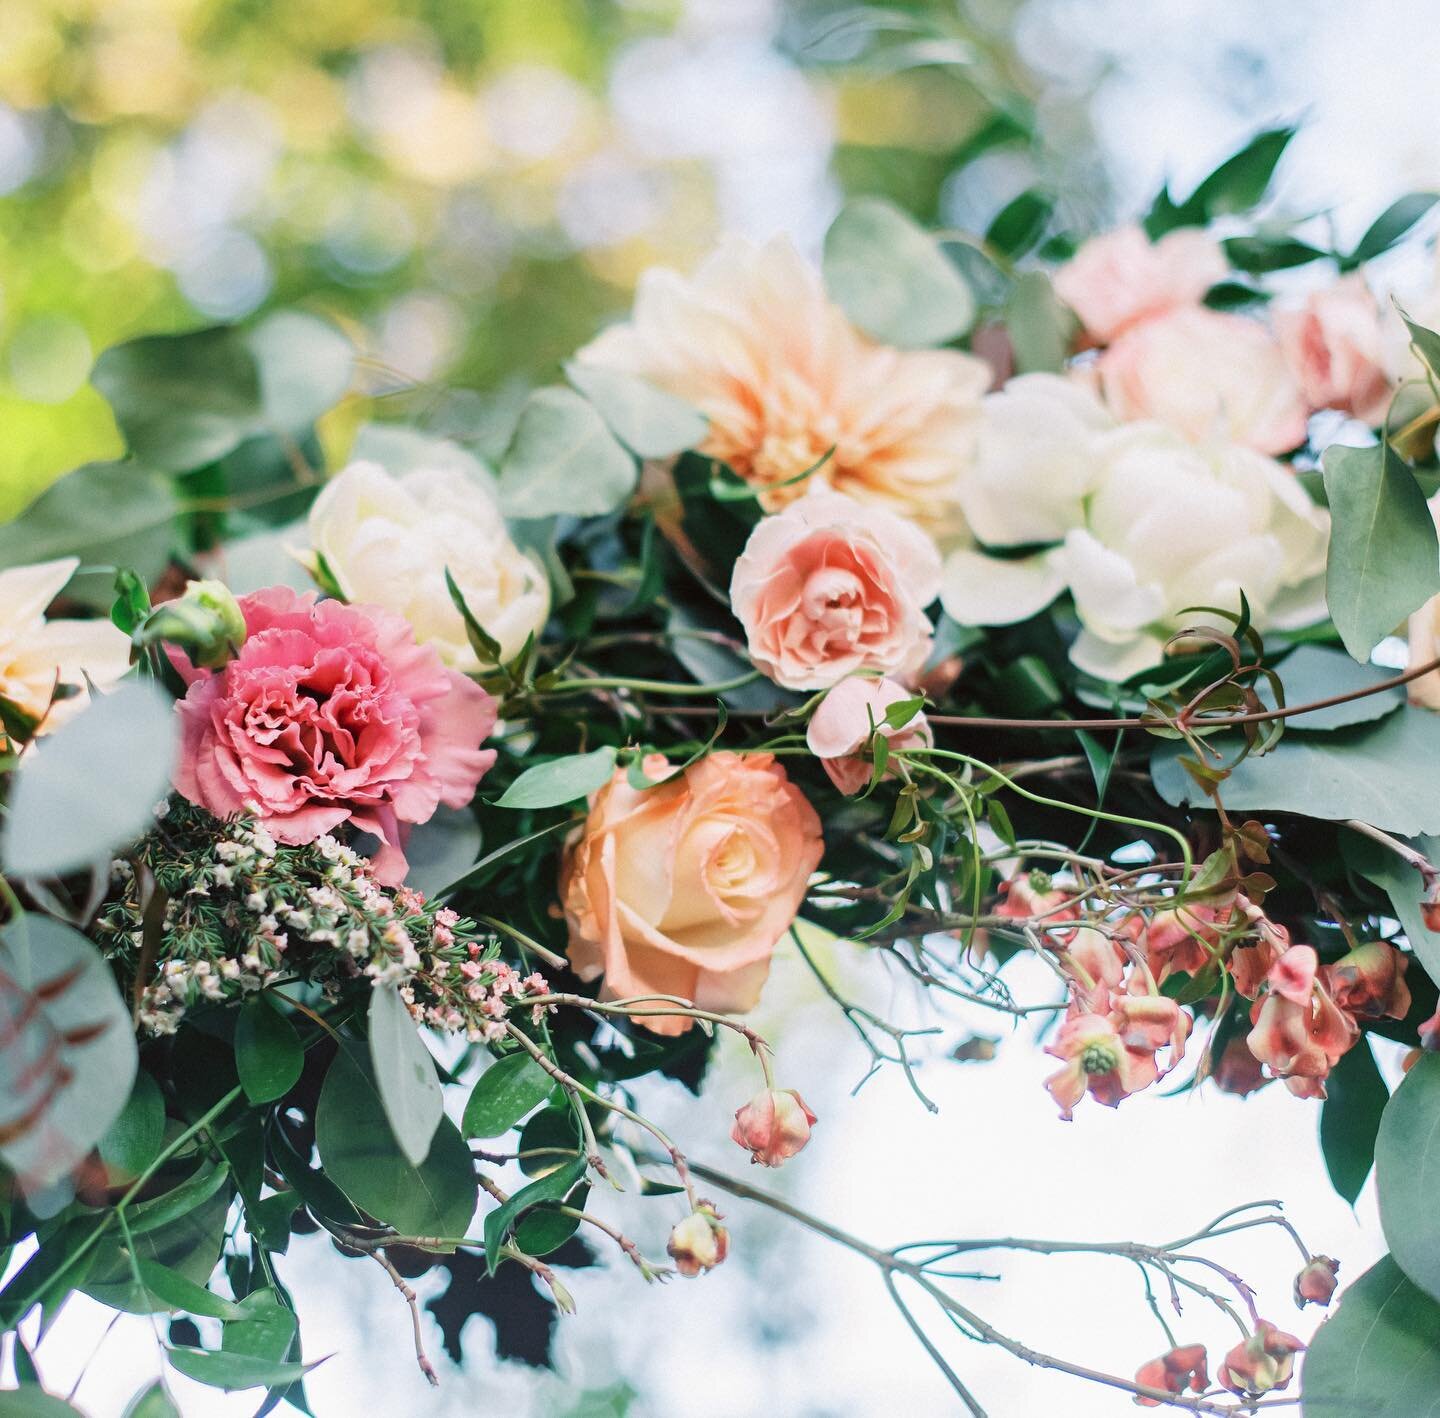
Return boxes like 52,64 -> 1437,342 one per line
171,587 -> 497,884
574,235 -> 989,534
561,751 -> 823,1034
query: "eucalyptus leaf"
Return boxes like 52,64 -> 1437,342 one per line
1375,1052 -> 1440,1301
315,1042 -> 476,1238
1322,441 -> 1440,662
495,747 -> 617,810
401,805 -> 482,898
0,916 -> 137,1194
497,387 -> 638,518
367,985 -> 443,1167
348,424 -> 493,485
823,197 -> 975,347
1262,645 -> 1405,730
1319,1036 -> 1387,1205
564,362 -> 708,458
1400,310 -> 1440,385
1301,1254 -> 1440,1416
1342,827 -> 1440,987
1,678 -> 177,878
462,1053 -> 554,1139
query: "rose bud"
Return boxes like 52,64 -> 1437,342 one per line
667,1203 -> 729,1278
1294,1255 -> 1340,1308
1134,1343 -> 1208,1407
1218,1320 -> 1304,1397
731,1088 -> 817,1167
138,578 -> 247,668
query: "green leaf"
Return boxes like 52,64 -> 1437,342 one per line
1343,827 -> 1440,987
1322,442 -> 1440,662
315,1041 -> 476,1238
132,1260 -> 244,1321
0,462 -> 179,608
823,197 -> 975,347
167,1348 -> 317,1393
1349,193 -> 1440,267
1006,271 -> 1070,374
1302,1254 -> 1440,1416
99,1071 -> 166,1179
1222,235 -> 1327,273
1320,1036 -> 1388,1205
0,382 -> 125,525
368,985 -> 443,1167
1,678 -> 177,879
235,996 -> 303,1105
1191,125 -> 1297,218
483,1156 -> 585,1273
249,1191 -> 298,1255
0,1389 -> 85,1416
87,1187 -> 230,1313
1261,644 -> 1405,730
1152,710 -> 1440,840
0,916 -> 137,1194
400,805 -> 482,900
1400,309 -> 1440,385
223,1289 -> 297,1362
444,567 -> 504,667
984,189 -> 1053,259
564,362 -> 708,459
463,1053 -> 555,1139
496,387 -> 638,519
124,1160 -> 232,1237
513,1182 -> 588,1256
1376,1052 -> 1440,1301
122,1381 -> 182,1418
92,314 -> 352,473
495,747 -> 617,810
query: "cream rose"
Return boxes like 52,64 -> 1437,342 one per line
0,558 -> 131,737
730,486 -> 942,691
573,236 -> 990,536
1275,275 -> 1392,425
306,460 -> 549,670
560,751 -> 823,1036
943,423 -> 1329,680
1096,306 -> 1309,456
1053,224 -> 1227,344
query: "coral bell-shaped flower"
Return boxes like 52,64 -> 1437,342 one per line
667,1203 -> 729,1278
1324,941 -> 1411,1022
731,1088 -> 817,1167
1218,1320 -> 1304,1398
1044,1013 -> 1151,1119
1247,946 -> 1357,1098
1143,903 -> 1228,981
1134,1343 -> 1208,1407
1294,1255 -> 1340,1309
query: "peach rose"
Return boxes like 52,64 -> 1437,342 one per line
1276,275 -> 1392,424
573,236 -> 990,535
1053,224 -> 1226,344
560,751 -> 823,1035
730,486 -> 941,690
1097,307 -> 1309,455
806,676 -> 932,794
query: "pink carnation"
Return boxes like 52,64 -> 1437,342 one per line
171,587 -> 496,885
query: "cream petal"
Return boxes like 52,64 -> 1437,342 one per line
940,548 -> 1065,627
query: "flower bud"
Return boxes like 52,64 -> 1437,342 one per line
1293,1255 -> 1340,1308
1218,1320 -> 1304,1397
1325,942 -> 1411,1022
667,1203 -> 729,1278
731,1088 -> 817,1167
138,579 -> 247,668
1134,1343 -> 1208,1407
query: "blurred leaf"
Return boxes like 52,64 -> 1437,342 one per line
1222,235 -> 1327,272
1376,1053 -> 1440,1300
1400,309 -> 1440,384
1302,1254 -> 1440,1414
1,678 -> 177,878
0,916 -> 137,1195
463,1054 -> 555,1139
1342,827 -> 1440,988
1322,442 -> 1439,662
495,748 -> 617,810
315,1041 -> 475,1238
1006,271 -> 1070,374
245,312 -> 354,437
235,996 -> 303,1105
367,985 -> 443,1167
99,1071 -> 166,1179
401,806 -> 482,899
823,197 -> 975,347
1348,193 -> 1440,267
497,387 -> 637,518
984,189 -> 1053,259
0,387 -> 125,523
1148,125 -> 1297,234
1320,1036 -> 1388,1204
564,363 -> 708,458
122,1381 -> 181,1418
0,1389 -> 85,1416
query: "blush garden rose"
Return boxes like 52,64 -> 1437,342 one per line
560,750 -> 822,1034
170,586 -> 497,885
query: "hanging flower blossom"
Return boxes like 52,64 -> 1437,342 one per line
1218,1320 -> 1304,1398
731,1088 -> 817,1167
1293,1255 -> 1340,1308
1133,1343 -> 1209,1407
573,236 -> 990,535
1246,946 -> 1358,1098
1142,902 -> 1230,982
667,1203 -> 729,1278
1323,941 -> 1412,1021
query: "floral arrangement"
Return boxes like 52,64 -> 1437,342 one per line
4,125 -> 1440,1415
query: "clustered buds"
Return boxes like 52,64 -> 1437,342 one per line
1294,1255 -> 1340,1308
1133,1343 -> 1207,1408
1217,1320 -> 1304,1398
731,1088 -> 817,1167
667,1203 -> 729,1278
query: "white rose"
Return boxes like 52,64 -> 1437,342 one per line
306,461 -> 550,670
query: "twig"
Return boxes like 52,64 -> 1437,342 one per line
370,1250 -> 438,1387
